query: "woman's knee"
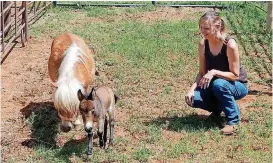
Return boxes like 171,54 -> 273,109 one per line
211,78 -> 227,92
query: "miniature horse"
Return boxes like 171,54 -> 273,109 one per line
78,86 -> 118,155
48,33 -> 95,132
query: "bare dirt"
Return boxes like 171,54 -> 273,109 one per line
1,37 -> 53,161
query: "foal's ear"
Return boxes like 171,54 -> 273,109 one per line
87,87 -> 96,100
77,89 -> 85,101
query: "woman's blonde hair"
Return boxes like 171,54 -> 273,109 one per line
199,11 -> 227,42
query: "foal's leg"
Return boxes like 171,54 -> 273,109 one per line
87,132 -> 93,155
97,118 -> 105,147
103,118 -> 108,149
109,111 -> 115,146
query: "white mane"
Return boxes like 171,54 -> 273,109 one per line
54,43 -> 87,116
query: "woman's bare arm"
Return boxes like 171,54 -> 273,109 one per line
189,39 -> 207,91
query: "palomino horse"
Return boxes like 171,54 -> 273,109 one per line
48,33 -> 95,132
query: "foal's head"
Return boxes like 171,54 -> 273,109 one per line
77,88 -> 96,133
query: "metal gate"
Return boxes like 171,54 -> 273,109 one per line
0,1 -> 52,63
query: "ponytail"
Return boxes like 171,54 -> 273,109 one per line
199,11 -> 227,43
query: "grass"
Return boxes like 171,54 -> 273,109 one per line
20,2 -> 273,163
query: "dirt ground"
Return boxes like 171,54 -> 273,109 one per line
1,37 -> 132,162
2,36 -> 271,162
1,37 -> 54,161
1,7 -> 272,162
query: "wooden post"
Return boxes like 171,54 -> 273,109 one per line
24,1 -> 28,42
267,1 -> 272,30
1,2 -> 4,55
53,1 -> 57,7
15,2 -> 17,35
21,1 -> 28,47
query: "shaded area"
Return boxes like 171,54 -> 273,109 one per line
55,137 -> 89,163
20,102 -> 98,162
248,90 -> 272,96
146,114 -> 225,133
55,134 -> 101,162
20,102 -> 60,149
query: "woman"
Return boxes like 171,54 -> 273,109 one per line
185,11 -> 248,135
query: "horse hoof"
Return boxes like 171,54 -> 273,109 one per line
87,153 -> 92,159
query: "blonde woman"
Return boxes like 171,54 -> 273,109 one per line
185,11 -> 248,135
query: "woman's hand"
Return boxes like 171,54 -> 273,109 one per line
185,90 -> 194,107
198,70 -> 216,89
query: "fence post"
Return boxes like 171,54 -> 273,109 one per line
1,2 -> 4,55
53,1 -> 57,7
21,1 -> 28,47
267,1 -> 272,30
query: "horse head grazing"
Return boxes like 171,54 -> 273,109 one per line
48,33 -> 95,132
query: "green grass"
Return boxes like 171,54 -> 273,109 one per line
133,145 -> 153,162
22,2 -> 273,163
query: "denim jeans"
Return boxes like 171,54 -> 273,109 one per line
192,78 -> 248,125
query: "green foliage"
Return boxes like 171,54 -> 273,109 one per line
222,2 -> 272,86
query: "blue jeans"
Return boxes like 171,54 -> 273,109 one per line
192,78 -> 248,125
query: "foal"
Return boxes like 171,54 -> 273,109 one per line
78,86 -> 118,154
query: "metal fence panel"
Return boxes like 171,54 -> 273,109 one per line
1,1 -> 51,63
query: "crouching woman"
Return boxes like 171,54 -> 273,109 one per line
185,11 -> 248,135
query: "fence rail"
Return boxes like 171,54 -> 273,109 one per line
1,1 -> 271,63
1,1 -> 51,63
54,1 -> 226,9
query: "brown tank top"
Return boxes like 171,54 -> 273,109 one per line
204,37 -> 247,83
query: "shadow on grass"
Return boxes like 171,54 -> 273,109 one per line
56,137 -> 89,162
56,135 -> 103,162
20,102 -> 60,149
146,113 -> 224,133
20,102 -> 99,162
